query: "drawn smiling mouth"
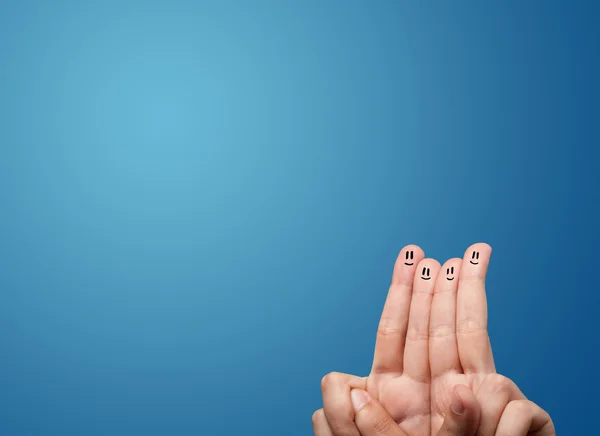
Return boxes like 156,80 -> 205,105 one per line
404,263 -> 414,266
421,277 -> 431,280
447,277 -> 455,281
470,261 -> 479,265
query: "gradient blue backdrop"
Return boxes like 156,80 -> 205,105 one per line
0,1 -> 598,435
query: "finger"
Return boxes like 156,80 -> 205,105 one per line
435,385 -> 480,436
429,258 -> 463,378
456,243 -> 495,374
313,409 -> 334,436
321,372 -> 368,436
475,374 -> 525,436
351,389 -> 408,436
372,245 -> 425,375
403,258 -> 440,383
495,400 -> 555,436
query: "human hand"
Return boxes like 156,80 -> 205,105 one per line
312,243 -> 555,435
313,244 -> 433,435
314,384 -> 554,436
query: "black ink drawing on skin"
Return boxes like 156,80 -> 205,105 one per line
470,251 -> 480,265
446,266 -> 455,280
421,267 -> 431,280
404,250 -> 414,266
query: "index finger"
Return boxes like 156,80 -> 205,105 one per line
456,242 -> 495,374
371,245 -> 425,375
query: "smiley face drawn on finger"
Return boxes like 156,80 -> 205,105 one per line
470,251 -> 480,265
421,267 -> 431,280
404,250 -> 414,266
446,266 -> 455,280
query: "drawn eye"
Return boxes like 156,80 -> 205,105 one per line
446,266 -> 455,280
421,267 -> 431,280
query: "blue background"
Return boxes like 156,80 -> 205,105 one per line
0,1 -> 598,434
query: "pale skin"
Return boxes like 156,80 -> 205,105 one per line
312,243 -> 555,436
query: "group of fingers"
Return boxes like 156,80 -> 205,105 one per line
372,242 -> 496,382
312,243 -> 554,435
313,376 -> 554,436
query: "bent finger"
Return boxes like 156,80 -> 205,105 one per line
321,372 -> 367,436
495,400 -> 555,436
313,409 -> 334,436
475,374 -> 525,436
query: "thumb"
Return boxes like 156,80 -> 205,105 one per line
436,385 -> 481,436
350,389 -> 408,436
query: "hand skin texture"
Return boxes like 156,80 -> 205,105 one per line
312,243 -> 555,436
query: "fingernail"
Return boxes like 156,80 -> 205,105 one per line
451,391 -> 465,416
350,389 -> 370,412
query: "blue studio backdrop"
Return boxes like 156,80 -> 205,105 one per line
0,1 -> 598,435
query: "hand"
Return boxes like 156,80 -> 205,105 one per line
312,243 -> 555,435
314,386 -> 554,436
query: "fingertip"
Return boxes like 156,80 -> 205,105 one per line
352,392 -> 401,436
416,257 -> 441,271
438,258 -> 462,286
427,257 -> 442,269
452,384 -> 480,426
437,385 -> 480,436
451,387 -> 466,416
478,243 -> 492,257
415,257 -> 441,285
350,389 -> 371,413
321,372 -> 367,393
462,243 -> 492,279
400,244 -> 424,259
393,244 -> 425,284
453,384 -> 475,405
312,408 -> 325,426
464,242 -> 492,259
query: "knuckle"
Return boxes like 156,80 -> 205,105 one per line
429,322 -> 455,338
406,326 -> 429,341
371,361 -> 396,375
321,372 -> 343,390
371,415 -> 394,434
377,317 -> 407,337
506,399 -> 534,415
486,374 -> 512,394
456,318 -> 487,335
